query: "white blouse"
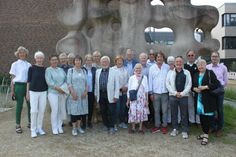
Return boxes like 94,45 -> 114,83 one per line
127,75 -> 148,98
9,59 -> 31,83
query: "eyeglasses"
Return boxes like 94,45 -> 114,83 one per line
188,55 -> 194,57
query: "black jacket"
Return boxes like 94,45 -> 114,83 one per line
193,69 -> 219,113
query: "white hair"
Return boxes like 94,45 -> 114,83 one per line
139,52 -> 148,59
197,59 -> 207,66
34,51 -> 45,59
93,50 -> 101,56
100,56 -> 110,63
67,53 -> 75,59
59,52 -> 67,59
167,56 -> 175,64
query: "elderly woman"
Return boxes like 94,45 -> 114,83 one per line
67,55 -> 88,136
67,53 -> 75,66
193,59 -> 219,145
83,54 -> 96,128
112,55 -> 129,129
26,51 -> 48,138
9,46 -> 31,134
127,63 -> 149,134
45,55 -> 68,135
59,52 -> 72,74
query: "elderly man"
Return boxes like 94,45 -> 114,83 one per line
184,50 -> 200,125
139,52 -> 150,78
124,49 -> 138,76
166,56 -> 192,139
95,56 -> 120,134
92,50 -> 102,69
149,52 -> 169,134
206,51 -> 228,137
147,49 -> 156,66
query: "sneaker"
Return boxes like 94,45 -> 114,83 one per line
37,129 -> 46,135
109,128 -> 116,135
58,128 -> 64,134
119,123 -> 128,129
161,127 -> 168,134
77,127 -> 85,134
31,131 -> 37,138
182,132 -> 188,139
72,128 -> 78,136
170,129 -> 178,136
52,129 -> 58,135
114,125 -> 118,132
151,127 -> 160,134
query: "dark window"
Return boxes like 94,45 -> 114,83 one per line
222,13 -> 236,26
222,37 -> 236,49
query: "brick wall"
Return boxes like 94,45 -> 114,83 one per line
0,0 -> 73,73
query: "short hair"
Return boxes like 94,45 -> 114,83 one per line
34,51 -> 45,59
14,46 -> 29,57
93,50 -> 101,57
85,54 -> 93,61
59,52 -> 67,59
211,51 -> 220,56
74,55 -> 83,64
139,52 -> 148,59
186,49 -> 195,56
134,63 -> 142,70
197,59 -> 207,66
167,56 -> 175,64
100,56 -> 110,63
49,54 -> 58,60
114,55 -> 124,64
67,53 -> 75,59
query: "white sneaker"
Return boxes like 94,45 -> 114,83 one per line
182,132 -> 188,139
77,127 -> 85,134
72,128 -> 78,136
37,129 -> 46,135
170,129 -> 178,137
114,125 -> 118,132
52,129 -> 58,135
58,128 -> 64,134
31,131 -> 37,138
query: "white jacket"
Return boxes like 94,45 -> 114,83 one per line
95,68 -> 120,103
166,69 -> 192,97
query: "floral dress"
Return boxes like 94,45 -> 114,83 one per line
128,75 -> 149,123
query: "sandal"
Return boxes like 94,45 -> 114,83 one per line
27,123 -> 31,129
197,134 -> 205,140
16,126 -> 23,134
201,136 -> 209,145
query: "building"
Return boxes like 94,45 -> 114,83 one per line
211,3 -> 236,58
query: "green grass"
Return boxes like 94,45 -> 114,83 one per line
225,87 -> 236,101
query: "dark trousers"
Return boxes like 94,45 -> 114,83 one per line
200,115 -> 214,134
170,96 -> 188,132
214,93 -> 224,131
81,92 -> 95,128
99,93 -> 116,128
148,94 -> 155,124
116,94 -> 128,124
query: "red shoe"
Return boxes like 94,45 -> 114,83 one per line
161,127 -> 168,134
151,127 -> 160,134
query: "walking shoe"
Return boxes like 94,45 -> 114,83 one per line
77,127 -> 85,134
37,128 -> 46,135
119,123 -> 128,129
161,127 -> 168,134
109,128 -> 116,135
170,129 -> 178,136
151,127 -> 160,134
31,131 -> 37,138
114,125 -> 118,132
72,128 -> 78,136
52,129 -> 58,135
182,132 -> 188,139
58,128 -> 64,134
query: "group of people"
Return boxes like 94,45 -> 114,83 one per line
9,46 -> 228,145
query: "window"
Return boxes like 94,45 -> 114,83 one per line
222,37 -> 236,49
222,13 -> 236,26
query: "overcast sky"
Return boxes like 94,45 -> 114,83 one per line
151,0 -> 236,8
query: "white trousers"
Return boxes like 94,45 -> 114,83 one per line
30,91 -> 47,132
188,92 -> 200,124
48,93 -> 67,132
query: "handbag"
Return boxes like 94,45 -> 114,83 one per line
129,76 -> 143,101
208,71 -> 224,96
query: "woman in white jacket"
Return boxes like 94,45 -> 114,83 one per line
127,63 -> 149,134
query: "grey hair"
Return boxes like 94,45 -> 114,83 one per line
67,53 -> 75,59
85,53 -> 93,61
100,56 -> 110,63
93,50 -> 101,56
59,52 -> 67,59
167,56 -> 175,64
139,52 -> 148,59
197,59 -> 207,66
34,51 -> 45,59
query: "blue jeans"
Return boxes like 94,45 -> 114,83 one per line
116,94 -> 128,124
213,93 -> 224,131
